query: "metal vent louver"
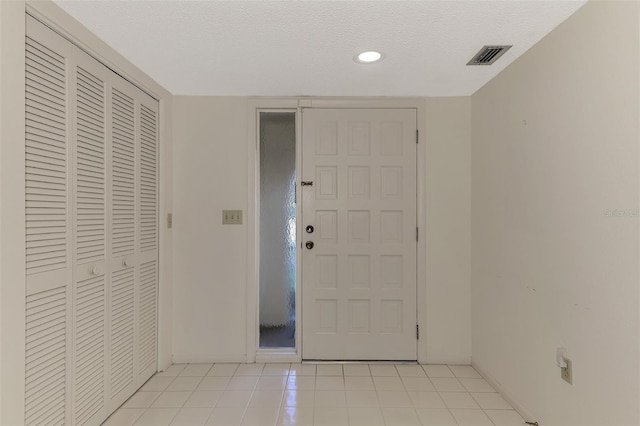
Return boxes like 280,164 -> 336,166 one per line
467,45 -> 512,66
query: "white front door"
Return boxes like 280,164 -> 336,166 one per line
301,108 -> 417,360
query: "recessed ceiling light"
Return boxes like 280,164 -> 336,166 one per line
355,50 -> 383,63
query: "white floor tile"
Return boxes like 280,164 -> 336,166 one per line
184,391 -> 223,408
197,377 -> 231,391
314,390 -> 346,407
277,406 -> 314,426
449,365 -> 482,379
217,390 -> 253,408
235,364 -> 265,376
208,363 -> 239,377
242,405 -> 280,426
227,376 -> 260,390
315,376 -> 344,390
152,392 -> 192,408
422,365 -> 455,378
157,364 -> 188,377
283,390 -> 315,407
170,407 -> 214,426
313,406 -> 348,426
401,377 -> 435,392
345,390 -> 379,407
407,392 -> 446,409
181,364 -> 214,377
104,408 -> 145,426
430,377 -> 466,392
376,390 -> 412,407
141,376 -> 175,392
373,376 -> 404,391
262,363 -> 291,376
369,364 -> 398,377
286,376 -> 315,390
206,407 -> 245,425
471,392 -> 512,410
167,377 -> 204,392
249,390 -> 284,407
289,364 -> 316,376
135,408 -> 180,426
342,364 -> 370,377
395,365 -> 426,377
256,376 -> 288,390
381,407 -> 421,426
415,408 -> 457,425
449,408 -> 493,425
123,391 -> 161,409
316,364 -> 343,376
120,363 -> 522,426
459,378 -> 496,393
440,392 -> 480,409
347,407 -> 385,426
484,409 -> 526,425
344,376 -> 374,391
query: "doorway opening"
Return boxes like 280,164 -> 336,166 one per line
259,112 -> 297,349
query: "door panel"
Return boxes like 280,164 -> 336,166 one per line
301,108 -> 417,360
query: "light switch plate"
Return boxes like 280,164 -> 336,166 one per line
223,210 -> 242,225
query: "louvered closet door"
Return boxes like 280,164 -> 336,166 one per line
136,91 -> 159,384
107,75 -> 139,410
24,16 -> 73,426
72,49 -> 110,425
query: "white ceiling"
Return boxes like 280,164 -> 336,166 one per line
54,0 -> 586,97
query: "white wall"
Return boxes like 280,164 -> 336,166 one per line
172,96 -> 472,364
0,2 -> 27,424
471,2 -> 639,425
172,97 -> 249,362
425,98 -> 471,364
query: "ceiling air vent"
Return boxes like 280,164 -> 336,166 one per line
467,45 -> 512,66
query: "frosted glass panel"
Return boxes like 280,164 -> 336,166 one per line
259,112 -> 296,348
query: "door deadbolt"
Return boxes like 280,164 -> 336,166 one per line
306,225 -> 314,234
305,241 -> 314,249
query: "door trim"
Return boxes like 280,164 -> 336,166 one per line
247,97 -> 427,363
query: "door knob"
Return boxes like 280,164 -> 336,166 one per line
305,241 -> 314,249
123,258 -> 132,267
306,225 -> 314,234
91,265 -> 103,276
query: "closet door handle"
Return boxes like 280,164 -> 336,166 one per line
91,265 -> 103,276
123,258 -> 132,267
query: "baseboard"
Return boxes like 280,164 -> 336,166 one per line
423,355 -> 472,365
171,354 -> 247,364
472,361 -> 538,424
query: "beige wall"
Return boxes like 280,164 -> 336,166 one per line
471,2 -> 639,424
171,96 -> 472,363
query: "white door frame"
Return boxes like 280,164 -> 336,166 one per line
247,97 -> 427,364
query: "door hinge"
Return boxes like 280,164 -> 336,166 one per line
416,129 -> 419,144
416,324 -> 420,340
416,227 -> 419,242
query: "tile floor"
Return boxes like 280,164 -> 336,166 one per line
104,363 -> 526,426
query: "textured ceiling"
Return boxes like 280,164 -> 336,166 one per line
54,0 -> 586,97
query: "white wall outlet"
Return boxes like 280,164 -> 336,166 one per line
223,210 -> 243,225
560,357 -> 572,384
